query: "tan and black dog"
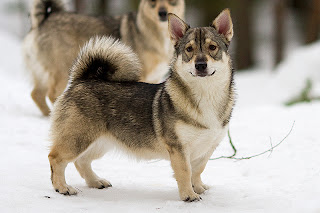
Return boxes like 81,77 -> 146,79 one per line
49,9 -> 235,202
23,0 -> 185,116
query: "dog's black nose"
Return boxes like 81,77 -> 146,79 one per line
158,8 -> 168,21
195,62 -> 207,72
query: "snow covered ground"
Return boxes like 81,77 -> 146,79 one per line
0,31 -> 320,213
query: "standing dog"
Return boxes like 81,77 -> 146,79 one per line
49,9 -> 235,202
23,0 -> 185,116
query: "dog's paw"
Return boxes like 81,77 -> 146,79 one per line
87,179 -> 112,189
55,184 -> 77,195
193,183 -> 209,194
181,191 -> 202,202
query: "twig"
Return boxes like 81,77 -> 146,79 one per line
268,137 -> 273,158
210,130 -> 237,160
210,121 -> 295,161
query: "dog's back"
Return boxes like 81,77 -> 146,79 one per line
30,11 -> 122,86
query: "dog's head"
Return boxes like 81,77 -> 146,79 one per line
168,9 -> 233,84
139,0 -> 185,27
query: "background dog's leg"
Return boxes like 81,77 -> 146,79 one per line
168,146 -> 201,202
191,152 -> 212,195
31,83 -> 50,116
74,147 -> 112,189
48,74 -> 68,104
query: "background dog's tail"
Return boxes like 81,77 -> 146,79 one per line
70,36 -> 142,83
30,0 -> 65,28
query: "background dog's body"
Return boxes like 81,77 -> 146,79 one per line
49,10 -> 235,202
23,0 -> 185,116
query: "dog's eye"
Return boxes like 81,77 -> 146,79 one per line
209,45 -> 216,51
186,46 -> 193,53
149,0 -> 156,7
168,0 -> 177,5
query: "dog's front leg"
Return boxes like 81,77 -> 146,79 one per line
168,145 -> 202,202
191,153 -> 212,195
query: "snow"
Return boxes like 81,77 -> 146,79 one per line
0,31 -> 320,213
235,42 -> 320,107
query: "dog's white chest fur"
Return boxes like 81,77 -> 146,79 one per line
171,53 -> 232,161
175,115 -> 228,161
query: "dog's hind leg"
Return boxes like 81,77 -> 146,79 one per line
24,33 -> 50,116
31,81 -> 50,116
49,109 -> 107,194
48,149 -> 78,195
48,73 -> 68,104
74,137 -> 112,189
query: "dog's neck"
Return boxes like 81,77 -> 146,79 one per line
165,57 -> 234,127
136,10 -> 169,48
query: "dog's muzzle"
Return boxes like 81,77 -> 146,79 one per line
158,8 -> 168,21
195,62 -> 207,72
195,61 -> 214,77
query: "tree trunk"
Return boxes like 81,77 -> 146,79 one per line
305,0 -> 320,44
75,0 -> 86,13
94,0 -> 108,16
234,0 -> 253,70
130,0 -> 140,10
274,0 -> 287,67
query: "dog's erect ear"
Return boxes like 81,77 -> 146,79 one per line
211,9 -> 233,42
168,13 -> 190,44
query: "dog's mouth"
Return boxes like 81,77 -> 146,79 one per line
190,70 -> 216,77
160,16 -> 168,22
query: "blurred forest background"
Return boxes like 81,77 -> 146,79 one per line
0,0 -> 319,70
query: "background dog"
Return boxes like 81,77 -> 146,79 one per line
48,9 -> 235,202
23,0 -> 185,116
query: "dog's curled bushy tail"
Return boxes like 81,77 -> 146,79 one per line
31,0 -> 65,28
70,36 -> 142,83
